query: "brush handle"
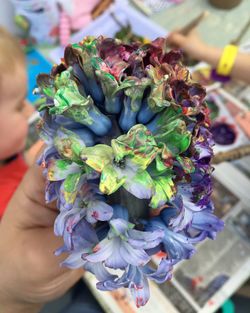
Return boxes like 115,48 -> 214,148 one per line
179,11 -> 209,36
212,144 -> 250,164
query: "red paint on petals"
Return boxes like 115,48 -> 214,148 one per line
93,244 -> 100,253
91,211 -> 99,219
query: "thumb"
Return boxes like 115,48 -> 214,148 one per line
3,163 -> 58,229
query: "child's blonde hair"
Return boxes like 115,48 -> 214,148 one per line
0,27 -> 25,75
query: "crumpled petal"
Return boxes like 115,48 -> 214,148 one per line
123,169 -> 154,200
81,144 -> 113,172
150,175 -> 175,209
86,200 -> 113,224
100,163 -> 126,195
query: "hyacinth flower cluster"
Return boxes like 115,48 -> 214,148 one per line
35,36 -> 223,307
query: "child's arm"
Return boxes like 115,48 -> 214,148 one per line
168,30 -> 250,84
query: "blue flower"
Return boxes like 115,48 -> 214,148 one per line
55,217 -> 99,258
96,258 -> 173,308
84,217 -> 164,269
170,171 -> 213,231
54,183 -> 113,239
35,36 -> 223,307
189,204 -> 224,239
147,216 -> 196,260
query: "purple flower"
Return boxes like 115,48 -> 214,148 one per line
97,258 -> 173,308
35,35 -> 223,307
147,216 -> 196,260
189,205 -> 224,239
54,183 -> 113,238
170,171 -> 213,231
84,218 -> 164,269
190,126 -> 214,172
55,217 -> 99,257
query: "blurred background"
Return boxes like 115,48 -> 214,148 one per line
0,0 -> 250,312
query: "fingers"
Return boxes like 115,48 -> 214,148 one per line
23,227 -> 84,300
25,140 -> 45,166
3,163 -> 58,229
30,269 -> 84,303
8,226 -> 84,304
21,163 -> 46,204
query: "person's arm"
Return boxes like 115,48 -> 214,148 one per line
0,164 -> 83,313
168,30 -> 250,84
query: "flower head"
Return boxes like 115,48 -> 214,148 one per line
36,35 -> 222,307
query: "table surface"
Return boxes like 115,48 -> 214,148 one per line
150,0 -> 250,47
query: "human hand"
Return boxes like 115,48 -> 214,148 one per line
167,29 -> 208,60
25,140 -> 45,167
0,164 -> 83,313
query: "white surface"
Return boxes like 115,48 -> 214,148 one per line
0,0 -> 18,34
83,271 -> 179,313
49,0 -> 167,63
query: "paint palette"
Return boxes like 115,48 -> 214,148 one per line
206,89 -> 249,153
189,62 -> 221,91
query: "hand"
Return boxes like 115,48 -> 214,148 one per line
25,140 -> 44,166
0,164 -> 83,313
167,29 -> 208,60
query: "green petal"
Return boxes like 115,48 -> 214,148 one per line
112,124 -> 158,170
47,159 -> 80,181
123,170 -> 155,199
63,172 -> 82,193
54,127 -> 85,162
115,77 -> 150,111
150,176 -> 175,209
81,145 -> 113,172
155,119 -> 191,155
49,69 -> 98,126
62,172 -> 82,205
100,164 -> 125,195
95,70 -> 118,99
52,88 -> 90,115
147,159 -> 174,178
36,73 -> 55,99
176,156 -> 195,174
146,65 -> 172,111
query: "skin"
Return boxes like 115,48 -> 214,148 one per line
0,163 -> 83,313
0,63 -> 81,312
0,64 -> 29,160
167,29 -> 250,84
0,63 -> 43,165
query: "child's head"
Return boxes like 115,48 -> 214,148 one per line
0,27 -> 28,160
